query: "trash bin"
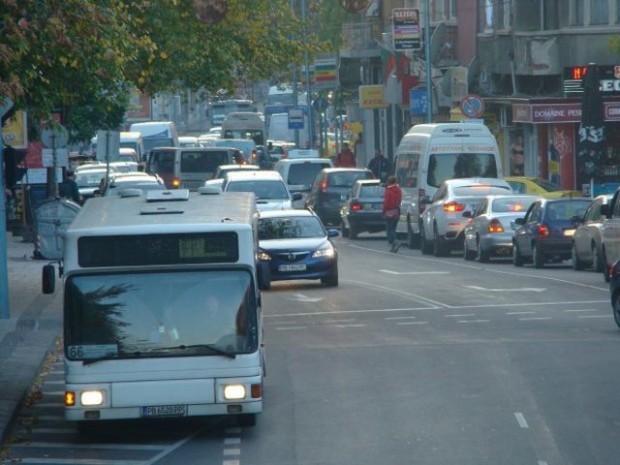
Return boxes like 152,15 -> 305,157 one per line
34,198 -> 81,260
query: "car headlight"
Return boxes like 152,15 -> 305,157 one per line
312,244 -> 335,258
80,390 -> 104,406
257,250 -> 271,261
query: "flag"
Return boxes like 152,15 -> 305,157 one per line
577,63 -> 605,190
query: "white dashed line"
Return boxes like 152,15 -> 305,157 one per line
506,311 -> 537,315
223,460 -> 240,465
565,309 -> 597,313
396,321 -> 429,325
385,316 -> 418,320
275,326 -> 307,330
514,412 -> 529,428
334,324 -> 367,328
518,317 -> 552,321
578,315 -> 610,319
445,314 -> 476,318
457,320 -> 490,324
224,438 -> 241,445
224,448 -> 241,456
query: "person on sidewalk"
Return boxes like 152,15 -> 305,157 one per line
59,170 -> 82,205
382,175 -> 403,253
335,142 -> 356,167
367,148 -> 391,183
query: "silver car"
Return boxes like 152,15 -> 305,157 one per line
463,195 -> 540,262
420,178 -> 513,257
572,194 -> 611,272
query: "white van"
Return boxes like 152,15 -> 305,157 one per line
129,121 -> 179,154
212,138 -> 257,165
393,122 -> 503,248
222,112 -> 266,146
267,112 -> 309,148
274,158 -> 333,208
119,132 -> 146,162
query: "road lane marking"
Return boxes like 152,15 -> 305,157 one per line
519,317 -> 552,321
274,326 -> 307,330
224,448 -> 241,456
514,412 -> 529,428
223,461 -> 240,465
457,320 -> 490,323
564,309 -> 597,313
385,316 -> 417,320
506,311 -> 536,315
323,319 -> 357,324
224,438 -> 241,445
465,285 -> 546,293
380,270 -> 450,275
578,315 -> 611,319
445,314 -> 476,317
291,293 -> 323,303
333,324 -> 367,328
14,442 -> 165,450
396,321 -> 429,325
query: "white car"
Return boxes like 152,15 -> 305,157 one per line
222,170 -> 301,211
420,177 -> 513,257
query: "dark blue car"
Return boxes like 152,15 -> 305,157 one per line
257,209 -> 339,288
512,197 -> 592,268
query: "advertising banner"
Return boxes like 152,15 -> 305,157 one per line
392,8 -> 420,51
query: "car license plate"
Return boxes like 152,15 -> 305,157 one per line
279,264 -> 307,272
563,229 -> 575,237
141,404 -> 187,418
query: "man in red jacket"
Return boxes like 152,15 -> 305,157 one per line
382,175 -> 403,252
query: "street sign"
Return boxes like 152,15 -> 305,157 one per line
410,88 -> 428,116
288,109 -> 304,130
41,125 -> 69,149
42,148 -> 69,168
460,94 -> 485,118
96,130 -> 121,162
392,8 -> 421,50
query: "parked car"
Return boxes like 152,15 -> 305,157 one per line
504,176 -> 582,198
512,197 -> 592,268
571,194 -> 611,272
75,168 -> 108,201
420,178 -> 513,257
463,194 -> 540,262
222,170 -> 301,211
257,209 -> 339,288
306,167 -> 374,226
600,188 -> 620,282
340,179 -> 385,239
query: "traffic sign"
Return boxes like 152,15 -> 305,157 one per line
460,94 -> 485,118
41,125 -> 68,149
288,108 -> 304,130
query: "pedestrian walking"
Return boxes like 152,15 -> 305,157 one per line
335,142 -> 356,167
59,170 -> 82,204
367,148 -> 391,183
382,175 -> 403,253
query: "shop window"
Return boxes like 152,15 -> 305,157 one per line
571,0 -> 585,25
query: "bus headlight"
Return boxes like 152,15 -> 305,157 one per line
81,390 -> 104,406
224,384 -> 246,400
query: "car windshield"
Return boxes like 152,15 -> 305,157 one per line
226,180 -> 289,199
258,216 -> 325,239
64,270 -> 258,360
428,153 -> 498,188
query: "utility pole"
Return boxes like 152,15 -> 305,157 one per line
301,0 -> 314,148
0,97 -> 14,319
424,0 -> 433,123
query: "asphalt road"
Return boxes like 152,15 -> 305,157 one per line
1,233 -> 618,465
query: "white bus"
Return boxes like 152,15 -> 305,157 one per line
209,99 -> 256,127
42,188 -> 267,428
222,112 -> 266,146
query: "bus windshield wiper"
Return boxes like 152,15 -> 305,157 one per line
153,344 -> 237,359
82,352 -> 142,366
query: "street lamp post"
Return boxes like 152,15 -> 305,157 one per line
424,0 -> 432,123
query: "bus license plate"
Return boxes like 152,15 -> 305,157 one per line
141,404 -> 188,418
279,264 -> 306,272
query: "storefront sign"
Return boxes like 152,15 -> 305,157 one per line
392,8 -> 420,51
563,65 -> 620,96
359,85 -> 388,109
513,102 -> 620,123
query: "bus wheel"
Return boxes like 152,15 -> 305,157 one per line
237,414 -> 256,427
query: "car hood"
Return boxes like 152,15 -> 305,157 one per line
256,199 -> 293,211
259,237 -> 329,251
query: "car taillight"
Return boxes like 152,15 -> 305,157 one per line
320,179 -> 328,192
538,224 -> 549,237
351,201 -> 362,211
171,178 -> 181,188
487,219 -> 504,233
443,201 -> 465,213
252,150 -> 257,161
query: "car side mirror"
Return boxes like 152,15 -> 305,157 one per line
601,204 -> 610,218
462,211 -> 473,218
419,195 -> 431,204
514,217 -> 525,226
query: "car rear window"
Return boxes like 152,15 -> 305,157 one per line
328,171 -> 373,187
491,197 -> 536,213
546,200 -> 591,221
359,185 -> 384,198
288,163 -> 331,186
454,186 -> 511,196
226,180 -> 289,199
181,151 -> 230,173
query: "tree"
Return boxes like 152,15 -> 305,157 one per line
0,0 -> 328,142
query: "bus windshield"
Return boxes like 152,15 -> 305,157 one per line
64,270 -> 258,361
143,137 -> 174,152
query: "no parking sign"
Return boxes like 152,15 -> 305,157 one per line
460,94 -> 485,118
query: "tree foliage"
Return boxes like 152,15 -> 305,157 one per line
0,0 -> 329,141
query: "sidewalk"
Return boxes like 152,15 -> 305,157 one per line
0,231 -> 63,445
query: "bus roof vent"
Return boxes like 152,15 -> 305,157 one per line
198,186 -> 222,195
146,189 -> 190,202
118,188 -> 144,198
140,205 -> 185,215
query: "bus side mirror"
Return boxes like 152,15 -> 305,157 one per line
42,264 -> 56,294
